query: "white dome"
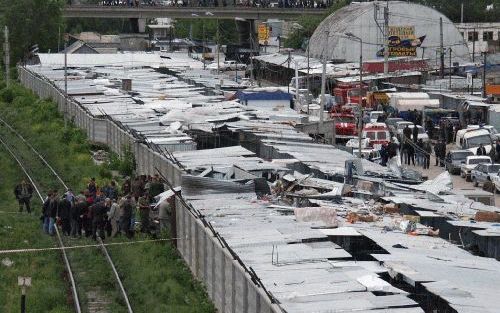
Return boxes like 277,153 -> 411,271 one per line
309,1 -> 470,64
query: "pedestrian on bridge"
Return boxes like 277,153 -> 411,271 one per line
14,179 -> 33,213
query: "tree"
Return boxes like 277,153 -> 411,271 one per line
2,0 -> 65,63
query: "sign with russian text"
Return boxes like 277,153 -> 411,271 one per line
377,26 -> 426,57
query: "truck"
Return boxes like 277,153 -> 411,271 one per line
330,111 -> 357,139
361,123 -> 391,149
455,128 -> 494,155
333,83 -> 368,107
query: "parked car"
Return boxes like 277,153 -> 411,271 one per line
221,60 -> 246,71
471,163 -> 500,187
460,156 -> 492,181
445,150 -> 474,175
491,170 -> 500,193
385,117 -> 404,135
395,121 -> 429,142
369,111 -> 384,123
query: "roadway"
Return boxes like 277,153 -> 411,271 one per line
63,5 -> 327,20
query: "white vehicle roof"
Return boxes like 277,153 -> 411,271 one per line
466,155 -> 491,161
463,129 -> 491,139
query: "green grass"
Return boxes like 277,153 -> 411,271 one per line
0,146 -> 73,313
0,81 -> 215,313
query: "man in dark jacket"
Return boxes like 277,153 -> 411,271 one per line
477,143 -> 487,156
70,198 -> 85,238
59,196 -> 72,236
90,198 -> 111,241
412,124 -> 419,143
120,195 -> 134,238
423,141 -> 432,169
43,191 -> 58,235
403,125 -> 412,140
14,180 -> 33,213
148,175 -> 164,199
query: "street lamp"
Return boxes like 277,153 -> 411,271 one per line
344,32 -> 363,159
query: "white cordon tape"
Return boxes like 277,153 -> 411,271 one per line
0,238 -> 179,255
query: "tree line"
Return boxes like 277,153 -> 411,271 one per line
0,0 -> 498,63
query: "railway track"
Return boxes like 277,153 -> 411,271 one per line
0,117 -> 133,313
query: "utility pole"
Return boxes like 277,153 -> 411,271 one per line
202,22 -> 206,70
449,48 -> 452,90
320,31 -> 329,134
460,3 -> 464,24
482,52 -> 487,98
383,5 -> 389,74
64,40 -> 68,128
439,17 -> 444,78
287,49 -> 291,94
472,28 -> 476,62
358,38 -> 363,157
4,26 -> 9,87
18,277 -> 31,313
216,19 -> 220,75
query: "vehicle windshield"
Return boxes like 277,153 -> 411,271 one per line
397,123 -> 412,130
365,132 -> 376,140
487,165 -> 500,173
469,158 -> 490,165
451,152 -> 473,160
387,119 -> 403,126
466,135 -> 491,148
333,116 -> 355,123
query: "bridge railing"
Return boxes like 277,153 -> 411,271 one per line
72,0 -> 333,9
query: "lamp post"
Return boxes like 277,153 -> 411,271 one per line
345,32 -> 363,159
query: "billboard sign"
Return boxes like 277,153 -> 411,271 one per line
377,26 -> 426,57
258,24 -> 270,45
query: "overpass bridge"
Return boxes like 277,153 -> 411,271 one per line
63,5 -> 327,20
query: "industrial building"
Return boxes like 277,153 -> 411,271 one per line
309,1 -> 470,64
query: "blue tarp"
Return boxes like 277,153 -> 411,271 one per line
236,90 -> 293,101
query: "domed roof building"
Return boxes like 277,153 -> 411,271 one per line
308,1 -> 470,64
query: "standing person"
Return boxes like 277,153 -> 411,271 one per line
120,195 -> 134,238
380,143 -> 388,166
131,177 -> 143,201
90,198 -> 110,241
137,193 -> 151,233
434,140 -> 442,166
425,118 -> 434,140
58,195 -> 72,236
439,140 -> 446,166
407,143 -> 415,166
14,180 -> 34,213
477,143 -> 486,156
42,192 -> 53,234
108,199 -> 120,238
70,198 -> 85,238
104,181 -> 118,201
81,197 -> 93,238
423,141 -> 432,169
416,139 -> 424,166
412,124 -> 419,143
121,178 -> 131,196
148,175 -> 165,199
43,191 -> 59,236
496,140 -> 500,162
87,177 -> 97,199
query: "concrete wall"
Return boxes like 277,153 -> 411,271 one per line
18,66 -> 281,313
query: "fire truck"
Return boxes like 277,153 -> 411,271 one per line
330,107 -> 358,140
333,83 -> 369,107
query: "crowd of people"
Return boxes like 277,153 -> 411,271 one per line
15,175 -> 171,241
